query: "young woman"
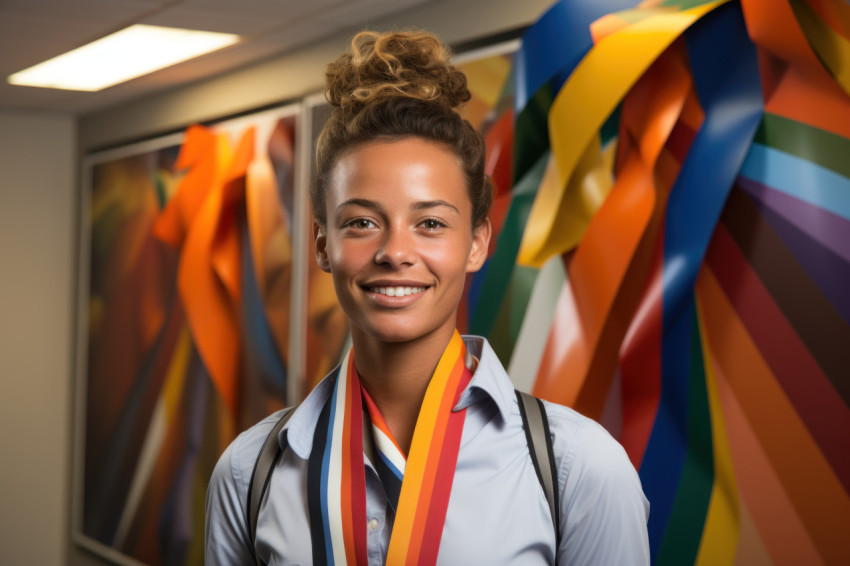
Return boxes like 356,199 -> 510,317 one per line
206,30 -> 649,565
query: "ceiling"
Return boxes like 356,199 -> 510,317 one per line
0,0 -> 432,115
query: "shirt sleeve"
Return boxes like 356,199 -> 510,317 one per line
553,414 -> 650,566
205,437 -> 257,566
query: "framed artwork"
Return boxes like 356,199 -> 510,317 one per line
73,104 -> 300,565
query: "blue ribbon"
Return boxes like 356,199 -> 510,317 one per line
639,1 -> 765,557
240,223 -> 288,397
514,0 -> 639,114
740,142 -> 850,221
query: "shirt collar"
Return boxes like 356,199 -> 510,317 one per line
278,370 -> 336,459
455,335 -> 514,423
279,335 -> 515,459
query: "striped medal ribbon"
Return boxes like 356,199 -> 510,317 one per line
307,331 -> 473,565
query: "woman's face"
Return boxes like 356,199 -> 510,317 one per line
314,137 -> 490,346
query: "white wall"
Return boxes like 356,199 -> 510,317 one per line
0,110 -> 76,565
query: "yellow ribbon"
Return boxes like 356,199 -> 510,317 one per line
518,1 -> 728,268
694,294 -> 740,566
789,0 -> 850,95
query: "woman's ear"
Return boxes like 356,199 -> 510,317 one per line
314,221 -> 331,273
466,218 -> 492,273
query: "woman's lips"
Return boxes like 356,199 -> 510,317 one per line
369,285 -> 425,297
362,284 -> 428,306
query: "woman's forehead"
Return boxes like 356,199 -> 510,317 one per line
327,138 -> 469,207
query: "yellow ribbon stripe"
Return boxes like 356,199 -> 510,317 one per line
518,1 -> 728,268
789,0 -> 850,95
694,293 -> 740,566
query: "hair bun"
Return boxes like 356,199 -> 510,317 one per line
325,30 -> 470,115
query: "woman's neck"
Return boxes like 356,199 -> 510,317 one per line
351,327 -> 456,454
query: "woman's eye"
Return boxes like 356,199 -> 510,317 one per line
347,218 -> 375,229
420,218 -> 446,231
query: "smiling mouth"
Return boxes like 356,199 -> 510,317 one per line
367,286 -> 426,297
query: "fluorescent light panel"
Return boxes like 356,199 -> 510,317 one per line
8,24 -> 240,92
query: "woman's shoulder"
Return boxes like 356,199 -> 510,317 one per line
538,400 -> 643,495
537,400 -> 650,562
210,409 -> 292,495
212,370 -> 337,490
537,400 -> 612,450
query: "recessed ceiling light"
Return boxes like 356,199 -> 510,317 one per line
7,24 -> 240,92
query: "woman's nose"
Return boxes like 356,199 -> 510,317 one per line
374,227 -> 415,267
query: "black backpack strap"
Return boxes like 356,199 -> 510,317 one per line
516,390 -> 561,551
247,406 -> 297,563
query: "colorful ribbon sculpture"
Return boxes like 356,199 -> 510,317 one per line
463,0 -> 850,564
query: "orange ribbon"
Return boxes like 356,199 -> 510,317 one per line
154,125 -> 253,419
533,45 -> 693,417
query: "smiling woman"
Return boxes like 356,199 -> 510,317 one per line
316,138 -> 490,353
205,30 -> 649,566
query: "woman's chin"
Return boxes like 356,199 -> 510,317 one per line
352,319 -> 452,346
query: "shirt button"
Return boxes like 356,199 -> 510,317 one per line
368,519 -> 379,531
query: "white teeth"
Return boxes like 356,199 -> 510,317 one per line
372,286 -> 424,296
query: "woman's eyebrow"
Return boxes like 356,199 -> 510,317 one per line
337,198 -> 383,212
411,200 -> 460,214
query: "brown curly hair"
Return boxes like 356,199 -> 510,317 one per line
312,30 -> 493,228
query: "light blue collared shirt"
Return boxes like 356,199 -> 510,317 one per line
206,336 -> 650,565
